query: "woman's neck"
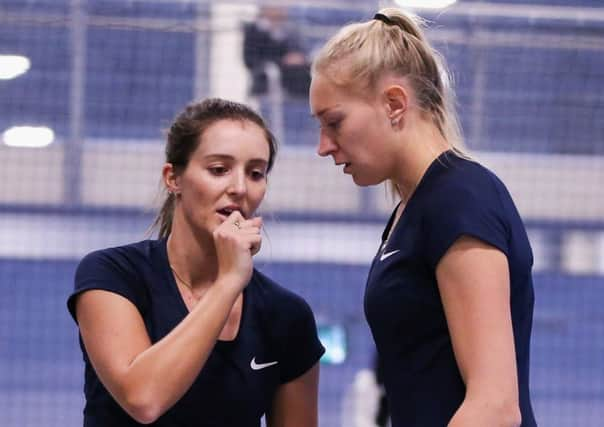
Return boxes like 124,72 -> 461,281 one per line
394,121 -> 450,204
166,217 -> 218,290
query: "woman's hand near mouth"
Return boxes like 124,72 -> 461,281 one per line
213,210 -> 262,290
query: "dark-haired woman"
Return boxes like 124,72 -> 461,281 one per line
68,98 -> 324,427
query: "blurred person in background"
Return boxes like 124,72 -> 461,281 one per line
243,5 -> 311,99
67,98 -> 324,427
310,8 -> 536,427
242,5 -> 315,147
342,353 -> 390,427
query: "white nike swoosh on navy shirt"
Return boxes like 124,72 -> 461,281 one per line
380,250 -> 400,261
250,357 -> 279,370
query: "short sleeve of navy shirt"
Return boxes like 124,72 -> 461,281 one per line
364,151 -> 536,427
67,239 -> 325,427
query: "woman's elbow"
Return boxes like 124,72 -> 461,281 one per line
496,400 -> 522,427
128,407 -> 162,425
120,391 -> 165,424
463,395 -> 522,427
505,405 -> 522,427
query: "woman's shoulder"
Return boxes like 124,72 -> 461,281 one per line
249,269 -> 316,320
436,153 -> 501,187
78,239 -> 159,269
69,240 -> 158,321
424,153 -> 508,208
74,239 -> 161,294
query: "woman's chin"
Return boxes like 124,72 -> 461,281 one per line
351,173 -> 378,187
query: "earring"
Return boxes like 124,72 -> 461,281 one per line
391,118 -> 399,127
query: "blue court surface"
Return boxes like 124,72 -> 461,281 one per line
1,257 -> 602,426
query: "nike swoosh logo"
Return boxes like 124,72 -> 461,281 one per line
380,250 -> 400,261
250,357 -> 279,370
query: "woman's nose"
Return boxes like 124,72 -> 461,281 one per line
317,130 -> 337,157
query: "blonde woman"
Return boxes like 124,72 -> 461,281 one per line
310,9 -> 536,427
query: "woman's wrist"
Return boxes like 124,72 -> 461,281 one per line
214,273 -> 249,295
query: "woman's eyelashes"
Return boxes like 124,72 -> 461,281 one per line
207,164 -> 266,180
208,165 -> 228,176
323,115 -> 343,131
328,120 -> 341,131
249,168 -> 267,180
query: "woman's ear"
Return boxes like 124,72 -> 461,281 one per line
162,163 -> 181,195
384,85 -> 408,128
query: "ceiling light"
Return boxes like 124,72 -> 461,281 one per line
0,55 -> 31,79
2,126 -> 55,148
394,0 -> 457,9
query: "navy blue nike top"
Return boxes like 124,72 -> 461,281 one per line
67,239 -> 325,427
364,151 -> 536,426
